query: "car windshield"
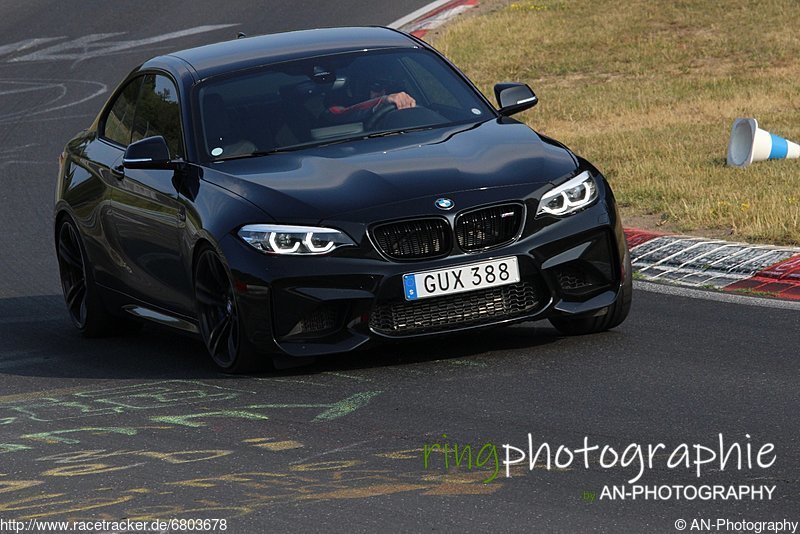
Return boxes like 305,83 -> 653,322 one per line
196,47 -> 494,160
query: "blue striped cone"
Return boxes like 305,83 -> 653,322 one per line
727,118 -> 800,168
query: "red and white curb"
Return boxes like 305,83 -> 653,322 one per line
389,0 -> 478,39
625,229 -> 800,301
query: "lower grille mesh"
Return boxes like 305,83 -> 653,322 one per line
369,281 -> 543,336
556,265 -> 594,291
285,305 -> 338,338
554,262 -> 609,296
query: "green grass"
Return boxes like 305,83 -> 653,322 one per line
429,0 -> 800,244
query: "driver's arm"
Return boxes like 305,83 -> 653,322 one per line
328,96 -> 384,119
326,92 -> 416,122
384,92 -> 416,109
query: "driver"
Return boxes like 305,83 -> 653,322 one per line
326,79 -> 416,123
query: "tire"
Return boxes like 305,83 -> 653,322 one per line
549,249 -> 632,336
194,246 -> 261,373
56,217 -> 116,337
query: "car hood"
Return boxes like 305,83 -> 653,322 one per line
201,118 -> 578,223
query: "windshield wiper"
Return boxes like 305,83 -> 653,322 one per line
212,126 -> 440,161
212,144 -> 318,162
364,125 -> 436,139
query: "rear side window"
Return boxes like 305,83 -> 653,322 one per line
131,74 -> 184,159
102,77 -> 142,146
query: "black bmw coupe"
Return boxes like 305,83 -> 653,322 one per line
55,27 -> 631,372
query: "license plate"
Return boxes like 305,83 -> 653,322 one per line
403,257 -> 520,301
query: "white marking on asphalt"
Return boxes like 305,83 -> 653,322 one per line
0,37 -> 65,58
634,281 -> 800,311
8,32 -> 123,62
0,113 -> 94,125
726,249 -> 785,273
630,236 -> 685,262
638,240 -> 715,275
663,245 -> 730,283
700,249 -> 789,286
322,371 -> 371,382
404,5 -> 474,33
0,144 -> 38,153
291,439 -> 376,465
671,243 -> 738,282
0,79 -> 107,123
8,25 -> 238,63
708,246 -> 762,267
631,233 -> 800,295
258,377 -> 333,388
388,0 -> 455,28
0,81 -> 63,97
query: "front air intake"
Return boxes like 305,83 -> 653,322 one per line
369,281 -> 544,336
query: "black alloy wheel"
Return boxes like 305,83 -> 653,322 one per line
56,218 -> 114,336
57,221 -> 88,328
195,248 -> 258,372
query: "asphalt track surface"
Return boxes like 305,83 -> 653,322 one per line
0,2 -> 798,532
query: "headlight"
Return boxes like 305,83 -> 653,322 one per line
536,171 -> 598,217
238,224 -> 356,255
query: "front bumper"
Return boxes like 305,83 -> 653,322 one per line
221,198 -> 627,358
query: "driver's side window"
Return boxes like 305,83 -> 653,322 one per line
102,77 -> 143,147
131,74 -> 184,159
101,74 -> 184,159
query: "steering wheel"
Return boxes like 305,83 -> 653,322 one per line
364,102 -> 398,130
365,103 -> 438,131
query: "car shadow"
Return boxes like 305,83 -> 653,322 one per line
0,294 -> 562,380
0,294 -> 220,379
290,323 -> 562,376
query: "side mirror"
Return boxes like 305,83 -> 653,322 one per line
123,136 -> 173,169
494,83 -> 538,116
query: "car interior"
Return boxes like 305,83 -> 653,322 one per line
199,50 -> 482,159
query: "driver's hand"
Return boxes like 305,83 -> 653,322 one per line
385,92 -> 416,109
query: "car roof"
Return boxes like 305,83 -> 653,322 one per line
157,26 -> 419,80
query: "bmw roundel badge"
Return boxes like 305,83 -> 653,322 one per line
435,198 -> 454,210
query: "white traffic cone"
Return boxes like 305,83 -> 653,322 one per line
727,118 -> 800,168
